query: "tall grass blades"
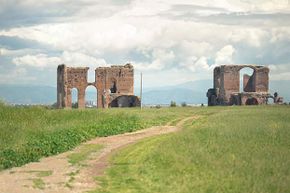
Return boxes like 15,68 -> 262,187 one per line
0,106 -> 195,170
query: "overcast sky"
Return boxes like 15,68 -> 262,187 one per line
0,0 -> 290,87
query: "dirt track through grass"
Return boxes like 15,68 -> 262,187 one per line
93,106 -> 290,193
0,116 -> 197,193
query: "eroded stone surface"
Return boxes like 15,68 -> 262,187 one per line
207,64 -> 282,106
57,63 -> 139,108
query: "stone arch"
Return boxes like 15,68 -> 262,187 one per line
87,67 -> 96,83
85,85 -> 98,108
110,98 -> 119,107
245,97 -> 258,105
110,78 -> 117,93
266,96 -> 275,105
239,67 -> 255,92
109,95 -> 140,108
71,88 -> 78,108
57,64 -> 135,109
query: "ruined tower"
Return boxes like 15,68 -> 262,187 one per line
57,63 -> 140,109
207,65 -> 271,106
57,65 -> 89,109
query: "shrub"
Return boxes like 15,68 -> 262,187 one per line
170,101 -> 176,107
181,102 -> 187,107
0,99 -> 6,107
50,102 -> 58,109
72,102 -> 78,108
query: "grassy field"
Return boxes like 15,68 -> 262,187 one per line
1,103 -> 290,192
92,106 -> 290,193
0,102 -> 195,170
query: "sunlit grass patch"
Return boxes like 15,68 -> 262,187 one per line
93,106 -> 290,193
68,144 -> 103,166
32,178 -> 45,190
0,105 -> 197,170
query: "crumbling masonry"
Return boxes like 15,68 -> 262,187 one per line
207,65 -> 283,106
57,63 -> 140,109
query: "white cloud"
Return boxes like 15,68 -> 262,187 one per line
209,0 -> 290,12
13,54 -> 60,68
0,0 -> 290,86
0,19 -> 157,54
134,49 -> 175,71
245,0 -> 290,12
215,45 -> 235,64
268,63 -> 290,80
12,51 -> 107,69
122,0 -> 171,17
270,27 -> 290,43
0,48 -> 32,56
180,55 -> 215,73
195,56 -> 211,70
61,51 -> 107,68
230,28 -> 269,47
179,41 -> 213,57
271,72 -> 290,80
0,67 -> 36,83
0,48 -> 12,56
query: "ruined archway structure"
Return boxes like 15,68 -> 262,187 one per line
57,63 -> 140,109
207,65 -> 272,106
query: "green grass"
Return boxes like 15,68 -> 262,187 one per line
68,144 -> 103,166
0,103 -> 196,170
32,178 -> 45,189
93,106 -> 290,193
35,170 -> 53,177
65,169 -> 80,189
2,103 -> 289,192
18,170 -> 53,177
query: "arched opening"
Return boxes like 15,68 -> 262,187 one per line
110,98 -> 119,107
109,95 -> 140,108
239,67 -> 254,93
110,79 -> 117,93
85,85 -> 97,108
267,97 -> 275,105
245,97 -> 258,105
87,68 -> 95,83
71,88 -> 78,108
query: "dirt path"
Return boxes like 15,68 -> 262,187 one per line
0,116 -> 197,193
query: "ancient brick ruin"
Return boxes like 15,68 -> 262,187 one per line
57,63 -> 140,109
207,65 -> 283,106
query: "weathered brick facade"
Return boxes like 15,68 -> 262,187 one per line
207,65 -> 272,106
57,63 -> 140,109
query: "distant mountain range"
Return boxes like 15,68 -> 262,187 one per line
137,80 -> 212,105
0,80 -> 289,105
0,85 -> 56,105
